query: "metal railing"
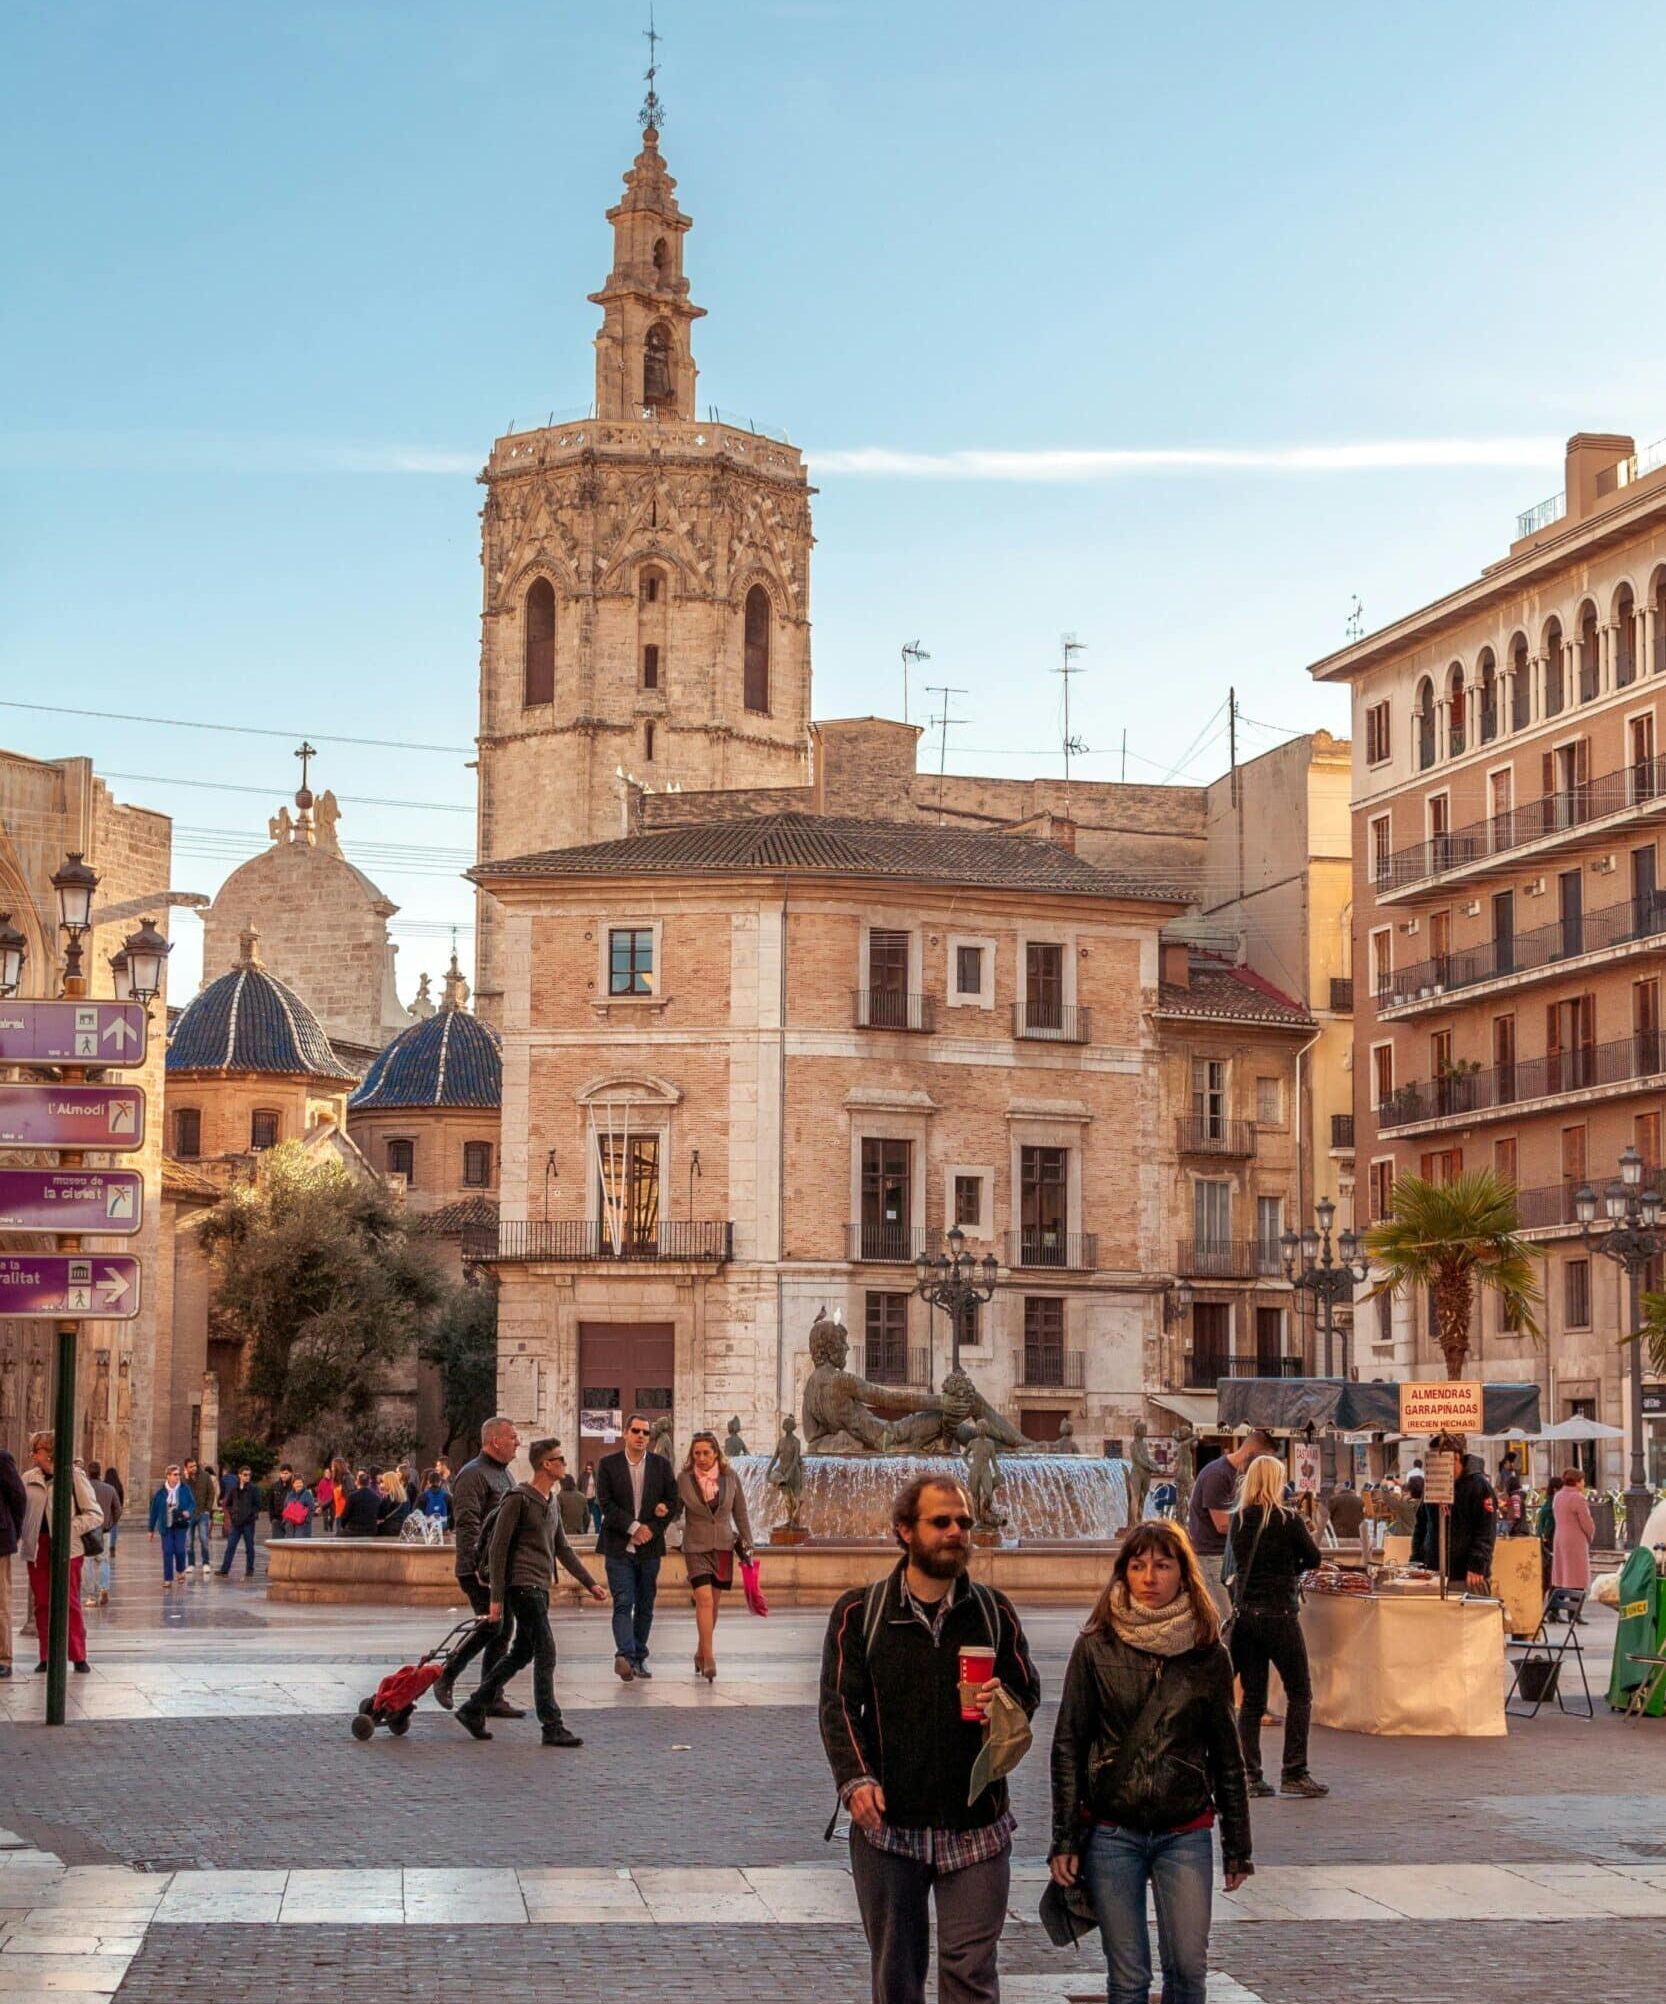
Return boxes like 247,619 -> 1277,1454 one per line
1376,754 -> 1666,893
1176,1238 -> 1256,1279
1184,1352 -> 1304,1386
1381,889 -> 1666,1009
1175,1115 -> 1256,1157
706,405 -> 791,444
1003,1229 -> 1098,1271
863,1345 -> 931,1390
1018,1348 -> 1085,1389
1516,489 -> 1567,541
1331,1113 -> 1355,1149
852,988 -> 936,1032
1379,1029 -> 1666,1130
1012,1000 -> 1092,1043
847,1222 -> 936,1264
1515,1166 -> 1666,1233
469,1220 -> 733,1262
1329,977 -> 1354,1012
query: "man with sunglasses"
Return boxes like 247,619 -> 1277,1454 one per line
595,1411 -> 681,1681
821,1476 -> 1041,2004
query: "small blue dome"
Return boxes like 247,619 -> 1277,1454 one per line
168,950 -> 356,1081
350,1004 -> 501,1111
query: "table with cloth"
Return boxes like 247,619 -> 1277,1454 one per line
1299,1591 -> 1507,1736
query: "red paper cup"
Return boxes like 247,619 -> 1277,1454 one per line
959,1644 -> 996,1721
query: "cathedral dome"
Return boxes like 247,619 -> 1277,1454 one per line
349,959 -> 501,1111
168,931 -> 357,1082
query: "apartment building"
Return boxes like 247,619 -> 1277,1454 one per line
1314,430 -> 1666,1482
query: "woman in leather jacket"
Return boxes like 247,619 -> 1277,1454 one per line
1049,1521 -> 1251,2004
1227,1453 -> 1327,1799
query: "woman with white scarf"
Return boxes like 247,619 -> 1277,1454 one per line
1048,1521 -> 1252,2004
19,1431 -> 102,1675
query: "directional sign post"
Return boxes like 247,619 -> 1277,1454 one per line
0,1255 -> 142,1320
0,1084 -> 146,1150
0,1169 -> 144,1235
0,1000 -> 147,1066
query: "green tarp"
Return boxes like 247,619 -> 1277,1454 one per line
1606,1545 -> 1666,1715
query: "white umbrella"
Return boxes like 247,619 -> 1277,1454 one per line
1537,1414 -> 1626,1443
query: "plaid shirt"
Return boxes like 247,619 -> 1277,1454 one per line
847,1574 -> 1016,1873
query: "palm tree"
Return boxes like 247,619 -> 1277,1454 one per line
1364,1168 -> 1543,1379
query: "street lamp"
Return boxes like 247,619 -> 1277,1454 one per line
1571,1143 -> 1663,1548
120,917 -> 171,1007
107,949 -> 131,1002
1283,1198 -> 1370,1480
50,853 -> 98,994
914,1225 -> 1000,1376
0,912 -> 25,998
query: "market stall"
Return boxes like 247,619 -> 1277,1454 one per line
1300,1574 -> 1507,1736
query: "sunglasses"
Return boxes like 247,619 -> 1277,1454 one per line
626,1425 -> 651,1435
923,1513 -> 974,1531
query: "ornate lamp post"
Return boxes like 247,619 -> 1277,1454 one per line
120,917 -> 171,1007
914,1226 -> 999,1377
1282,1196 -> 1369,1480
0,911 -> 25,997
49,853 -> 97,994
1572,1145 -> 1663,1548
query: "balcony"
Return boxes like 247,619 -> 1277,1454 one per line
863,1345 -> 931,1390
853,988 -> 935,1033
469,1220 -> 733,1263
1184,1352 -> 1304,1388
1018,1347 -> 1086,1389
1002,1229 -> 1098,1271
1176,1238 -> 1268,1280
1515,1167 -> 1666,1235
1329,977 -> 1354,1012
1374,754 -> 1666,902
847,1223 -> 937,1264
1331,1112 -> 1355,1150
1175,1115 -> 1257,1158
1013,999 -> 1092,1044
1378,888 -> 1666,1016
1378,1029 -> 1666,1134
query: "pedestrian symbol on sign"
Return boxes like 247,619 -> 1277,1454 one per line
68,1257 -> 92,1312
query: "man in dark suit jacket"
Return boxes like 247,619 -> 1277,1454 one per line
596,1414 -> 682,1681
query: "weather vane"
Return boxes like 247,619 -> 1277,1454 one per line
640,5 -> 665,131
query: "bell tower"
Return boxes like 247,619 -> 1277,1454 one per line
472,79 -> 815,1019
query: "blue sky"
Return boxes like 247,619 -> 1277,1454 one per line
5,1 -> 1665,996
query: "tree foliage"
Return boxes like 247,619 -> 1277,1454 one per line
1364,1168 -> 1544,1379
197,1143 -> 445,1459
420,1280 -> 499,1458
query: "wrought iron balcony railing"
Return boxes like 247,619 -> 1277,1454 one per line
1331,1113 -> 1355,1149
1184,1352 -> 1304,1387
1380,888 -> 1666,1010
847,1222 -> 936,1264
863,1346 -> 931,1390
1002,1229 -> 1098,1271
853,988 -> 935,1032
1012,1000 -> 1092,1043
1379,1029 -> 1666,1131
1175,1115 -> 1256,1157
1018,1347 -> 1085,1389
468,1220 -> 733,1263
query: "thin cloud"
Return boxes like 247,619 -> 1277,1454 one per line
805,438 -> 1564,480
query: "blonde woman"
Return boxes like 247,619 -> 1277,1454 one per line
676,1430 -> 754,1681
375,1469 -> 413,1537
1227,1453 -> 1326,1800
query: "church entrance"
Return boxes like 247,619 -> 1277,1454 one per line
577,1322 -> 674,1483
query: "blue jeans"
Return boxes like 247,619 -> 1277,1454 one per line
187,1514 -> 212,1567
605,1550 -> 661,1665
1084,1822 -> 1213,2004
99,1524 -> 116,1595
159,1526 -> 189,1582
219,1520 -> 257,1575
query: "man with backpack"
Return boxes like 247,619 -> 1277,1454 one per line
820,1475 -> 1041,2004
455,1439 -> 606,1747
433,1416 -> 522,1717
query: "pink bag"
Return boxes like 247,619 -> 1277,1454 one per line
741,1556 -> 769,1617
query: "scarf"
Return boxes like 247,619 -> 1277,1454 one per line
1104,1581 -> 1199,1658
696,1468 -> 720,1505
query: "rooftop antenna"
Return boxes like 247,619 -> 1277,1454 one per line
1345,595 -> 1364,641
924,682 -> 967,826
1057,634 -> 1087,806
640,3 -> 665,130
900,640 -> 930,725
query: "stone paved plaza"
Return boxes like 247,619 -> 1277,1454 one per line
3,1558 -> 1665,2002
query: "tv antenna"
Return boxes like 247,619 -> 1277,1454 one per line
900,640 -> 930,725
924,682 -> 967,824
640,3 -> 665,130
1345,595 -> 1364,641
1057,634 -> 1088,802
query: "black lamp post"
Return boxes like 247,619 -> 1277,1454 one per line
121,917 -> 170,1006
1572,1145 -> 1663,1549
1282,1196 -> 1369,1480
0,912 -> 25,997
914,1226 -> 1000,1377
49,853 -> 97,994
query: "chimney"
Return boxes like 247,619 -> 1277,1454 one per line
1564,432 -> 1634,525
1161,941 -> 1190,990
1002,810 -> 1077,852
811,718 -> 922,818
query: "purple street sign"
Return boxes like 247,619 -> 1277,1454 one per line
0,1170 -> 144,1235
0,1000 -> 148,1066
0,1084 -> 146,1151
0,1254 -> 142,1320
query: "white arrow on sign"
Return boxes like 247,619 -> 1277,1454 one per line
98,1267 -> 130,1308
107,1101 -> 136,1135
106,1186 -> 135,1221
102,1018 -> 138,1051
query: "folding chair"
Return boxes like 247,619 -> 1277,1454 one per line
1505,1588 -> 1594,1720
1624,1654 -> 1666,1720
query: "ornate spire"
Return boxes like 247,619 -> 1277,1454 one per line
238,924 -> 262,970
640,5 -> 665,134
441,948 -> 470,1014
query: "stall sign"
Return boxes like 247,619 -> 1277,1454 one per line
1293,1442 -> 1321,1494
1421,1453 -> 1458,1505
1399,1381 -> 1483,1435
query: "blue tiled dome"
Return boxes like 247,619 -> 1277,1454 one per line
168,949 -> 356,1082
349,1004 -> 501,1111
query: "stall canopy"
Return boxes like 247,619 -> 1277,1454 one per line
1215,1378 -> 1541,1436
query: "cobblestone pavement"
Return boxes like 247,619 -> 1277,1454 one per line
4,1557 -> 1663,2003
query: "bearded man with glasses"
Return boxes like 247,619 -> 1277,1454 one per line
596,1411 -> 682,1681
820,1476 -> 1041,2004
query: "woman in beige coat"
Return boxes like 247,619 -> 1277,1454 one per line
20,1433 -> 102,1673
677,1431 -> 754,1681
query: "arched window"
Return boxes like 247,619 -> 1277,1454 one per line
652,237 -> 670,282
1509,633 -> 1531,731
523,579 -> 555,706
643,323 -> 675,408
1653,569 -> 1666,675
1544,620 -> 1564,718
1415,677 -> 1436,770
1577,602 -> 1600,703
1477,649 -> 1497,743
1446,663 -> 1466,757
1615,586 -> 1637,687
744,585 -> 771,714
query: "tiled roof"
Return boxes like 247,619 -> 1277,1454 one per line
471,813 -> 1191,903
422,1195 -> 499,1236
166,964 -> 358,1082
1155,954 -> 1315,1030
161,1158 -> 223,1204
349,1007 -> 502,1111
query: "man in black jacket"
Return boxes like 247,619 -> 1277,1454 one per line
1412,1446 -> 1497,1591
216,1468 -> 263,1579
433,1416 -> 522,1717
456,1441 -> 607,1747
595,1414 -> 682,1681
0,1445 -> 26,1680
820,1476 -> 1041,2004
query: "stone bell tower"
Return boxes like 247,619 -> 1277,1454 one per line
472,95 -> 815,1018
